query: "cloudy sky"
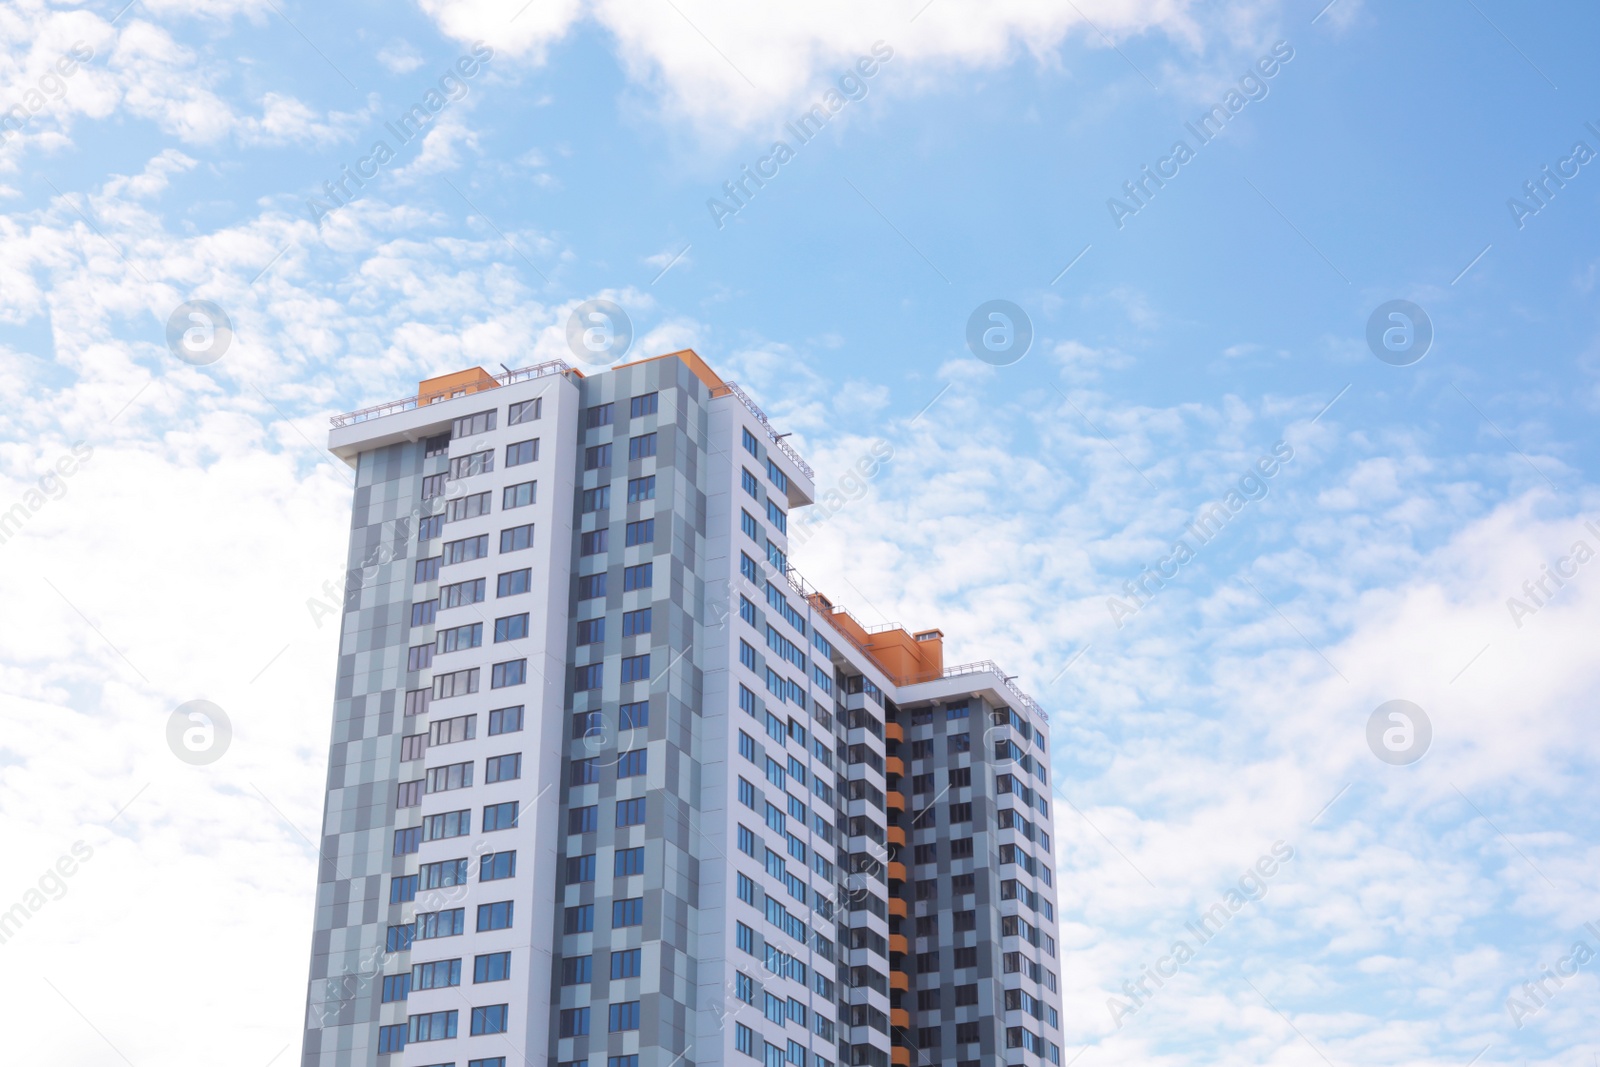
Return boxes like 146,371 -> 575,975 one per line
1,0 -> 1597,1063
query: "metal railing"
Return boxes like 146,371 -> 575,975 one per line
715,380 -> 815,480
329,360 -> 574,428
941,660 -> 1049,723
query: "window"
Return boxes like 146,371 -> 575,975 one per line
486,753 -> 521,783
609,1001 -> 640,1032
740,552 -> 759,582
447,491 -> 491,521
586,403 -> 614,428
471,1060 -> 508,1067
620,700 -> 649,729
449,451 -> 493,479
508,398 -> 541,425
405,687 -> 431,718
569,805 -> 597,833
452,409 -> 496,438
736,922 -> 755,953
612,897 -> 644,927
578,574 -> 606,600
614,847 -> 645,876
631,392 -> 659,417
582,487 -> 610,512
586,443 -> 613,470
741,510 -> 760,540
736,1023 -> 755,1055
421,473 -> 447,500
506,439 -> 538,466
409,600 -> 437,627
484,801 -> 519,831
949,767 -> 971,788
624,563 -> 652,590
571,758 -> 599,786
766,458 -> 788,494
480,851 -> 516,881
955,983 -> 978,1005
467,1004 -> 505,1036
423,810 -> 470,840
491,659 -> 526,688
377,1023 -> 406,1053
497,568 -> 531,596
477,901 -> 514,931
581,528 -> 609,555
386,924 -> 414,952
413,958 -> 462,989
503,480 -> 536,509
739,685 -> 757,716
426,761 -> 473,793
441,577 -> 485,607
739,641 -> 757,671
500,524 -> 534,553
443,534 -> 488,565
392,827 -> 420,855
565,905 -> 595,934
494,614 -> 529,642
626,518 -> 654,546
629,433 -> 657,460
436,623 -> 481,654
415,908 -> 466,939
576,617 -> 605,645
627,476 -> 655,502
561,955 -> 592,985
488,705 -> 523,734
573,710 -> 603,738
742,468 -> 759,497
738,871 -> 757,902
738,731 -> 757,762
951,837 -> 974,859
739,595 -> 757,625
622,607 -> 651,635
396,780 -> 422,809
950,802 -> 972,823
617,749 -> 647,778
616,798 -> 646,826
743,428 -> 760,456
390,873 -> 418,902
621,654 -> 650,683
414,556 -> 440,583
574,663 -> 603,691
471,952 -> 511,985
611,948 -> 642,978
766,500 -> 787,533
559,1007 -> 590,1038
611,1057 -> 640,1067
425,713 -> 473,748
417,514 -> 443,541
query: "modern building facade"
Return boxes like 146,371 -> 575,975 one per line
301,350 -> 1064,1067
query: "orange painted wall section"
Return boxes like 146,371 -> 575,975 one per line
417,367 -> 500,406
806,593 -> 945,686
615,348 -> 726,394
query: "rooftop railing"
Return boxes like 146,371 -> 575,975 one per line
329,360 -> 574,428
713,380 -> 814,480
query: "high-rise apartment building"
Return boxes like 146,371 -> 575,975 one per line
301,350 -> 1063,1067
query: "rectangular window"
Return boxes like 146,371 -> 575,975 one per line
483,801 -> 519,831
409,600 -> 437,628
446,491 -> 491,522
433,668 -> 479,700
417,514 -> 443,541
630,392 -> 659,417
415,908 -> 466,940
486,753 -> 521,783
443,534 -> 488,566
564,905 -> 594,934
612,897 -> 644,927
627,476 -> 656,502
481,851 -> 516,881
576,617 -> 605,645
421,473 -> 447,501
622,607 -> 651,636
559,1007 -> 590,1037
449,451 -> 493,479
629,433 -> 657,460
476,901 -> 514,931
425,761 -> 473,793
441,577 -> 485,607
617,749 -> 647,778
616,798 -> 646,827
378,1024 -> 406,1053
739,685 -> 757,716
494,613 -> 529,642
568,805 -> 597,833
500,524 -> 534,553
390,873 -> 418,902
394,825 -> 419,858
585,403 -> 614,428
502,480 -> 536,509
766,499 -> 787,533
491,659 -> 526,688
614,847 -> 645,876
626,518 -> 654,546
488,705 -> 523,734
474,951 -> 512,983
611,948 -> 642,979
766,458 -> 788,494
508,398 -> 541,425
741,510 -> 760,540
623,563 -> 652,590
581,528 -> 609,555
406,642 -> 433,671
586,443 -> 613,470
742,468 -> 759,497
582,487 -> 610,512
740,552 -> 759,583
561,954 -> 593,985
620,653 -> 650,684
436,622 -> 481,654
452,409 -> 496,438
743,428 -> 760,456
506,439 -> 538,466
577,573 -> 607,600
386,925 -> 414,952
422,810 -> 470,841
609,1001 -> 640,1032
571,758 -> 599,785
418,859 -> 467,890
620,700 -> 649,729
574,663 -> 604,691
414,556 -> 440,583
412,958 -> 462,990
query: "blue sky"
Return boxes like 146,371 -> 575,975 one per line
1,0 -> 1598,1064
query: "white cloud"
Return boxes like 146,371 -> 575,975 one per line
377,38 -> 428,74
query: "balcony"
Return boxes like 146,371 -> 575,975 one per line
885,756 -> 904,777
891,1008 -> 909,1030
888,862 -> 906,883
889,933 -> 908,955
892,1048 -> 911,1067
885,721 -> 904,742
887,792 -> 905,812
887,825 -> 906,847
888,897 -> 907,918
890,971 -> 909,992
